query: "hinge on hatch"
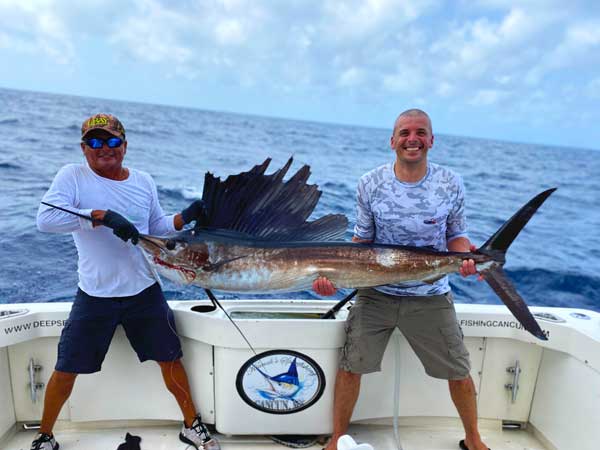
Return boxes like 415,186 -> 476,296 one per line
504,359 -> 521,403
28,358 -> 44,403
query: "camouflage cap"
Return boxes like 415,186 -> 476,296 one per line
81,113 -> 126,139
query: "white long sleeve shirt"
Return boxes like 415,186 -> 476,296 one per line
37,164 -> 176,297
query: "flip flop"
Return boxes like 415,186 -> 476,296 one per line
459,439 -> 491,450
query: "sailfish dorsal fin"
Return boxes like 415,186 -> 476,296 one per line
198,157 -> 348,241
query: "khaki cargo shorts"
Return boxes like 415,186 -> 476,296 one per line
339,288 -> 471,380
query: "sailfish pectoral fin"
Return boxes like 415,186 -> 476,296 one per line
421,274 -> 446,284
202,255 -> 247,272
481,266 -> 547,341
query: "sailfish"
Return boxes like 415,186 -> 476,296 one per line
41,158 -> 555,340
131,158 -> 555,341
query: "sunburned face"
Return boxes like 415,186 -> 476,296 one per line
80,130 -> 127,176
390,114 -> 434,166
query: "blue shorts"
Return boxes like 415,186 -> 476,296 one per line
56,283 -> 183,374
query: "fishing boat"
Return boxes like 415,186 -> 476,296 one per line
6,159 -> 596,449
1,299 -> 598,449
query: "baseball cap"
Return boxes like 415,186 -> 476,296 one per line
81,113 -> 126,139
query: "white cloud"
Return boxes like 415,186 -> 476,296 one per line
321,0 -> 437,41
547,21 -> 600,65
338,67 -> 366,87
1,0 -> 600,142
0,31 -> 36,52
382,70 -> 427,93
0,0 -> 75,64
431,7 -> 559,83
436,82 -> 454,97
494,75 -> 512,85
214,19 -> 245,45
469,89 -> 510,106
109,0 -> 195,66
516,19 -> 600,91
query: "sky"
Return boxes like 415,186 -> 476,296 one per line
1,0 -> 600,149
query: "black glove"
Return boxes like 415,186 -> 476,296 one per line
181,199 -> 209,226
103,210 -> 140,244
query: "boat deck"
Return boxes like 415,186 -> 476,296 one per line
2,419 -> 552,450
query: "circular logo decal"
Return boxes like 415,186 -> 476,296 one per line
236,349 -> 326,414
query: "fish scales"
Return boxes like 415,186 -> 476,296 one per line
146,238 -> 485,293
40,174 -> 556,340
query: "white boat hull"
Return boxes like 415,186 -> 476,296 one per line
1,300 -> 599,449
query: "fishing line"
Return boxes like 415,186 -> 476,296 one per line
161,277 -> 262,417
40,202 -> 163,250
41,202 -> 195,417
204,288 -> 257,356
42,202 -> 267,412
163,288 -> 278,416
163,304 -> 195,418
202,290 -> 286,394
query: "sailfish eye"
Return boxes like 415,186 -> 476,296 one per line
166,240 -> 176,251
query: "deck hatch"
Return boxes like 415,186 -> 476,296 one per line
0,309 -> 29,320
532,312 -> 565,323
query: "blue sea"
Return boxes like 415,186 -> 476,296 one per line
1,87 -> 599,311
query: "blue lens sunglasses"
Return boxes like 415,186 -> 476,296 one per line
82,137 -> 124,149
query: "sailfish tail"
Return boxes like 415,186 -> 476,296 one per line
477,188 -> 557,341
481,266 -> 547,340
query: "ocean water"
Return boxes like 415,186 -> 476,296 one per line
1,87 -> 599,312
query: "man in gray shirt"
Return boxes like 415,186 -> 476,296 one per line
315,109 -> 489,450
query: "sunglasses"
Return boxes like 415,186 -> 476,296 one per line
82,137 -> 124,149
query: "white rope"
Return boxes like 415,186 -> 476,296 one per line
392,332 -> 404,450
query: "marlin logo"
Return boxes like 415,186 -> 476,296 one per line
236,350 -> 326,414
254,358 -> 303,400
